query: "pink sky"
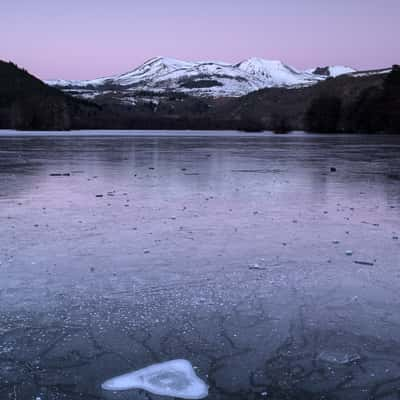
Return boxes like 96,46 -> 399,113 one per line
1,0 -> 399,80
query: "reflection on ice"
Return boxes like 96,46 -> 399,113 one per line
102,359 -> 208,399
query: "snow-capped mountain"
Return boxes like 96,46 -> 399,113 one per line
46,57 -> 356,102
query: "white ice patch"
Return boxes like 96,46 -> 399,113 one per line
101,359 -> 208,399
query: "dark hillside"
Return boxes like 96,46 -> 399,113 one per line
305,66 -> 400,133
217,71 -> 392,133
0,61 -> 103,130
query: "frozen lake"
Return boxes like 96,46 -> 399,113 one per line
1,131 -> 400,399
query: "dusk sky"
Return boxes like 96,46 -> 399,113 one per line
1,0 -> 399,80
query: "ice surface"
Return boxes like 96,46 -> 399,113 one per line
2,134 -> 400,400
101,359 -> 208,399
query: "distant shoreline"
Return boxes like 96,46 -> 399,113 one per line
0,130 -> 394,138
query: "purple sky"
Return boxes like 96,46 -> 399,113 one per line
1,0 -> 399,80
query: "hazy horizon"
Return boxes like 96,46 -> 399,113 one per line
1,0 -> 399,80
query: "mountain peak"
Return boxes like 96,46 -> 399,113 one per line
239,57 -> 284,65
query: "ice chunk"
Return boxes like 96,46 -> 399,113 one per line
101,359 -> 208,399
317,351 -> 360,364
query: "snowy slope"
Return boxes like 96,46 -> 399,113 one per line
326,66 -> 356,77
305,65 -> 356,77
46,57 -> 358,101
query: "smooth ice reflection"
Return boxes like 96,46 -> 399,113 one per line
101,359 -> 209,399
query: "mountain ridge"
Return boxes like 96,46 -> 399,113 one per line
45,56 -> 356,101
